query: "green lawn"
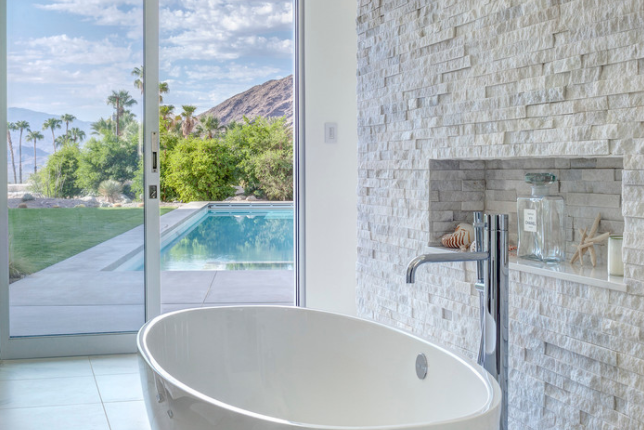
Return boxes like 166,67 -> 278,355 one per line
9,207 -> 175,274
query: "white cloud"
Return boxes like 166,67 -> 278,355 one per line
165,65 -> 183,78
160,0 -> 293,64
37,0 -> 293,63
10,1 -> 293,116
8,34 -> 141,118
161,0 -> 292,33
184,63 -> 279,82
15,35 -> 135,66
8,34 -> 138,90
35,0 -> 142,27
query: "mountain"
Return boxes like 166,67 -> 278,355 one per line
7,145 -> 49,160
8,107 -> 93,155
199,75 -> 293,126
6,146 -> 50,184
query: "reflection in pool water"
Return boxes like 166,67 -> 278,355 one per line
157,210 -> 293,271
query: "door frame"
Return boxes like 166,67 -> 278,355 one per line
294,0 -> 306,308
0,0 -> 160,359
0,0 -> 302,359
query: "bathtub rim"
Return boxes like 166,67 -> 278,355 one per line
137,305 -> 502,430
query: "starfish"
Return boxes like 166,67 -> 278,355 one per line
570,213 -> 610,267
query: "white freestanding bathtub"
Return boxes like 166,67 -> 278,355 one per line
137,306 -> 501,430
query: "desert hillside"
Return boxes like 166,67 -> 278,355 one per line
199,75 -> 293,126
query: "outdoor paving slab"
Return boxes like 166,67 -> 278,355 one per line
40,202 -> 208,273
160,271 -> 215,304
7,202 -> 295,337
205,270 -> 294,304
10,305 -> 145,337
10,272 -> 143,306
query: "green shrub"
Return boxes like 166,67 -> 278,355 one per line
164,137 -> 239,201
35,144 -> 83,198
28,171 -> 45,196
252,149 -> 293,200
98,179 -> 123,202
130,160 -> 142,201
76,132 -> 140,193
8,236 -> 31,281
223,116 -> 292,199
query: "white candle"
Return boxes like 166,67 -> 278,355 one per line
608,236 -> 624,276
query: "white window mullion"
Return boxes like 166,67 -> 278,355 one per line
143,0 -> 161,321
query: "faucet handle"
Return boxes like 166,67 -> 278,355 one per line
473,212 -> 486,285
473,211 -> 484,227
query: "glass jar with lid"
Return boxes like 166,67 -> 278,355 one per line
517,173 -> 565,263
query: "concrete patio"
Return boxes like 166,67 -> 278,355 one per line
9,202 -> 294,337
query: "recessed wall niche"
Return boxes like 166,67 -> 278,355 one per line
429,157 -> 624,264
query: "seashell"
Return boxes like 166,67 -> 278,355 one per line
441,223 -> 475,250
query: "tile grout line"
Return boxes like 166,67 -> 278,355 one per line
89,356 -> 113,430
202,271 -> 219,306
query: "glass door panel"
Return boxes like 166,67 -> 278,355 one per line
155,1 -> 296,312
2,0 -> 154,353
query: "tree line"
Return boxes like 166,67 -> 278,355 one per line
6,114 -> 86,184
17,66 -> 293,202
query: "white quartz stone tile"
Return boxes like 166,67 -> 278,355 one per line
95,373 -> 144,403
90,354 -> 140,376
0,357 -> 92,380
104,401 -> 151,430
0,404 -> 110,430
0,376 -> 101,409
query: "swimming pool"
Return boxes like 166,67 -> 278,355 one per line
131,204 -> 293,271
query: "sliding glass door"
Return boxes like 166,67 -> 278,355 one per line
1,0 -> 299,359
0,0 -> 160,359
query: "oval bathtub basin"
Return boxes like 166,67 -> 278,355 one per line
137,306 -> 501,430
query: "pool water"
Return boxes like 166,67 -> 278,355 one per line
159,209 -> 293,271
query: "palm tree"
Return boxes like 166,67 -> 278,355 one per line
132,66 -> 169,102
15,120 -> 30,183
132,66 -> 144,94
6,122 -> 18,183
54,135 -> 67,150
106,90 -> 137,136
159,105 -> 175,131
60,114 -> 76,141
172,120 -> 182,136
42,118 -> 62,153
26,130 -> 44,174
158,81 -> 169,103
70,127 -> 86,144
180,105 -> 198,138
196,115 -> 225,139
90,117 -> 112,136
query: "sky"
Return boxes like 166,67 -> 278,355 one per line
7,0 -> 294,122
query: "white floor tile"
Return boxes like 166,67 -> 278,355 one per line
90,354 -> 140,376
0,404 -> 110,430
0,376 -> 102,409
0,355 -> 154,428
104,401 -> 151,430
95,373 -> 144,403
0,357 -> 92,380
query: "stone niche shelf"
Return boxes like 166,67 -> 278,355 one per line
428,156 -> 625,292
510,257 -> 625,292
424,246 -> 626,292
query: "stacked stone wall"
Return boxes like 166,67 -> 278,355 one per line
356,0 -> 644,427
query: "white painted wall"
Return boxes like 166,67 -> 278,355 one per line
302,0 -> 357,315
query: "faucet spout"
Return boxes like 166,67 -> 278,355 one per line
404,213 -> 509,430
405,251 -> 488,284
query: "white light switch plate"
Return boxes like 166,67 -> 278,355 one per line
325,123 -> 338,143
